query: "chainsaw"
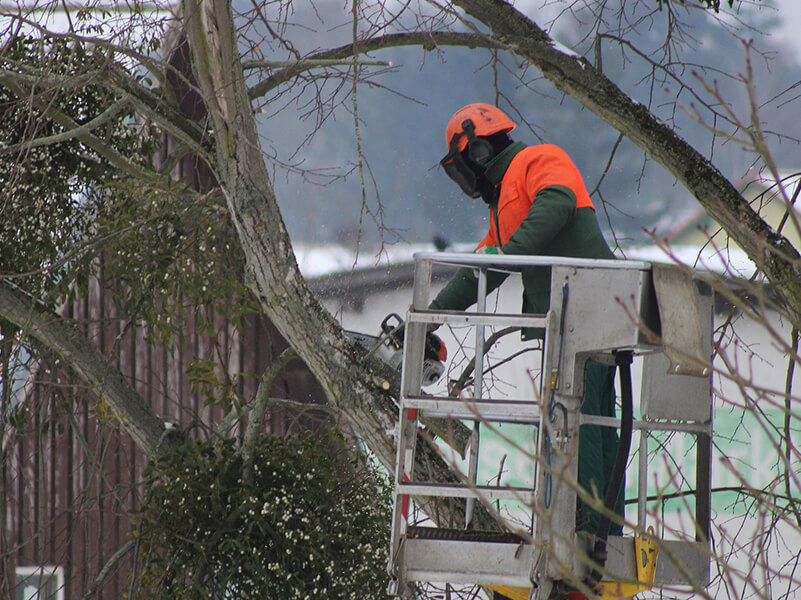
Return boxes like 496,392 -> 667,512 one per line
345,313 -> 447,387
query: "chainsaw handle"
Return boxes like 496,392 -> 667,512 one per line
380,313 -> 404,335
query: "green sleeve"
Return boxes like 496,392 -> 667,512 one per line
429,266 -> 508,312
500,185 -> 577,255
431,186 -> 579,312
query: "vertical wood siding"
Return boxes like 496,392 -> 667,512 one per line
5,274 -> 327,599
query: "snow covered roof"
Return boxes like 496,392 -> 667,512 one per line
297,242 -> 757,281
624,244 -> 757,280
299,241 -> 761,311
295,242 -> 474,278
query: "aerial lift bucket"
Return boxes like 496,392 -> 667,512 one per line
387,254 -> 712,600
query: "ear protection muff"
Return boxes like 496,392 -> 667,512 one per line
461,119 -> 494,167
440,118 -> 496,198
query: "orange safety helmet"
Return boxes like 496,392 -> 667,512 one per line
444,103 -> 516,154
440,104 -> 517,197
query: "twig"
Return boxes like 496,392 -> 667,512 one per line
783,327 -> 800,526
241,347 -> 298,456
81,539 -> 136,600
450,327 -> 521,396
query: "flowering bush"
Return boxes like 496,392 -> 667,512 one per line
133,431 -> 392,599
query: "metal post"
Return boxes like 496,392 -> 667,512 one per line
474,266 -> 488,400
638,429 -> 648,529
404,258 -> 431,398
390,256 -> 433,582
465,267 -> 488,527
411,257 -> 432,312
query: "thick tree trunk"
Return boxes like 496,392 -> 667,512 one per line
181,0 -> 493,529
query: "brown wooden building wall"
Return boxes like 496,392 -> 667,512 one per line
4,273 -> 327,599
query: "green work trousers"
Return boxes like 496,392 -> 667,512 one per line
577,361 -> 624,535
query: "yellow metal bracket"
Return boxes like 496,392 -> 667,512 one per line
488,585 -> 530,600
596,528 -> 658,599
488,529 -> 658,600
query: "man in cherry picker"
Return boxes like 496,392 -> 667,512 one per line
428,102 -> 624,572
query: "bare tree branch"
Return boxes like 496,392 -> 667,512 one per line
248,31 -> 503,100
0,279 -> 180,457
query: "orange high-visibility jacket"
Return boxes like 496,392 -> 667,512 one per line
478,144 -> 594,249
431,142 -> 613,320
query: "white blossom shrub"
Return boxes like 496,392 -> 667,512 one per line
133,431 -> 392,599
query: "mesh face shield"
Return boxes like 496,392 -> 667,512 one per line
440,149 -> 481,198
440,119 -> 495,198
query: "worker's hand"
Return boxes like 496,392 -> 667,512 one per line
385,319 -> 439,348
424,333 -> 448,362
472,245 -> 503,276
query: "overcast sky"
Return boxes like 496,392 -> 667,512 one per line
774,0 -> 801,58
748,0 -> 801,58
